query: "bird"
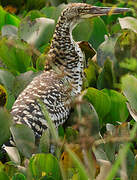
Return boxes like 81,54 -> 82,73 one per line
11,3 -> 129,138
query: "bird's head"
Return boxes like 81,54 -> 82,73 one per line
62,3 -> 129,21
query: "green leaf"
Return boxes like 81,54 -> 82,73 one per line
126,149 -> 135,178
115,30 -> 137,65
119,17 -> 137,34
10,124 -> 35,158
0,108 -> 12,147
73,100 -> 100,138
97,59 -> 116,90
73,17 -> 108,50
84,88 -> 111,124
119,58 -> 137,72
102,89 -> 129,124
12,173 -> 26,180
85,103 -> 100,138
39,129 -> 50,153
29,153 -> 62,180
41,6 -> 57,19
106,123 -> 137,180
1,25 -> 18,38
65,127 -> 78,143
36,54 -> 47,71
121,75 -> 137,112
0,69 -> 15,92
18,16 -> 55,49
0,6 -> 20,30
84,61 -> 99,88
0,171 -> 9,180
12,71 -> 40,98
58,126 -> 64,138
6,89 -> 15,110
24,10 -> 46,21
97,35 -> 119,67
0,69 -> 15,109
65,146 -> 89,180
0,38 -> 32,75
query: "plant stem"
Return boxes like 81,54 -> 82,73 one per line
106,122 -> 137,180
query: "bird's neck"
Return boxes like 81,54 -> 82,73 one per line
46,15 -> 84,96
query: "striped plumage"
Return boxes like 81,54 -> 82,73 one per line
11,3 -> 129,137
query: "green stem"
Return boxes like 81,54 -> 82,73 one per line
65,145 -> 89,180
38,99 -> 60,158
106,122 -> 137,180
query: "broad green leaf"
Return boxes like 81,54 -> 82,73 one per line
104,142 -> 116,162
0,171 -> 9,180
0,70 -> 15,109
0,108 -> 12,147
65,127 -> 78,143
102,89 -> 129,124
0,69 -> 15,92
97,35 -> 119,67
87,103 -> 100,138
93,146 -> 108,161
0,6 -> 20,30
13,71 -> 40,98
115,31 -> 137,64
36,54 -> 47,70
121,75 -> 137,112
18,17 -> 55,49
73,100 -> 99,138
73,17 -> 108,50
88,17 -> 108,50
39,129 -> 50,153
58,126 -> 64,138
29,153 -> 62,180
12,173 -> 26,180
126,149 -> 135,178
41,6 -> 57,19
2,25 -> 18,38
10,124 -> 35,158
119,58 -> 137,72
131,159 -> 137,180
119,17 -> 137,34
24,10 -> 46,21
0,38 -> 32,75
6,89 -> 15,110
97,59 -> 116,90
84,61 -> 99,88
84,88 -> 111,124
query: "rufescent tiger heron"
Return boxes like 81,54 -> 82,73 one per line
11,3 -> 129,138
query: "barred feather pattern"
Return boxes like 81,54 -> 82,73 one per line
11,3 -> 90,136
11,71 -> 71,136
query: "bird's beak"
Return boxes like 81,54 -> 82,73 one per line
81,6 -> 130,18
